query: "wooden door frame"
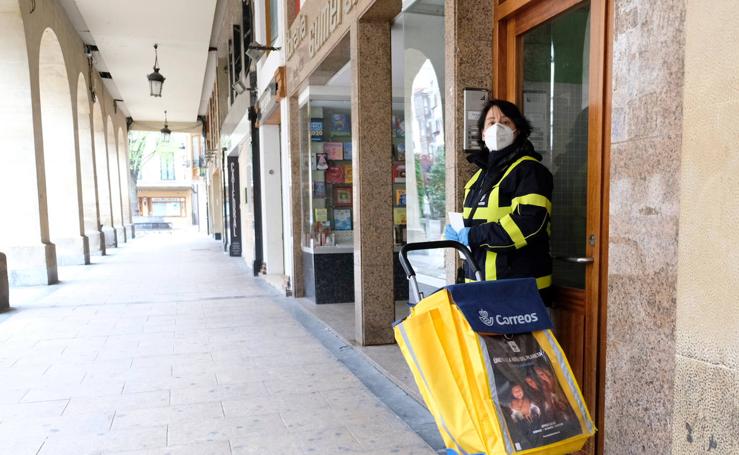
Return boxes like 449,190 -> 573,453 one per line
491,1 -> 613,453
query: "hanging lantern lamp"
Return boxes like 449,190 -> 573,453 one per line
160,110 -> 171,142
147,43 -> 165,97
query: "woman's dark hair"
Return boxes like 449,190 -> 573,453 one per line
477,99 -> 532,150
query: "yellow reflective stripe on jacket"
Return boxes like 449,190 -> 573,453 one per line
484,251 -> 497,281
511,193 -> 552,215
463,156 -> 539,223
499,215 -> 526,249
537,275 -> 552,289
464,169 -> 482,190
463,155 -> 548,284
500,155 -> 537,181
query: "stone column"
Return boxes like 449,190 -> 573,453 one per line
443,0 -> 493,282
0,0 -> 58,285
0,252 -> 8,311
286,96 -> 304,297
211,166 -> 225,240
351,2 -> 400,346
604,0 -> 686,452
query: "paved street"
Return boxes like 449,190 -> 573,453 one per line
0,231 -> 434,455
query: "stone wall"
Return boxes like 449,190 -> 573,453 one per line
604,0 -> 686,452
671,1 -> 739,453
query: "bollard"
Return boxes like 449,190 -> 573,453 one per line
0,252 -> 8,311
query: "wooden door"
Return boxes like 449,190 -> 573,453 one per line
493,0 -> 612,453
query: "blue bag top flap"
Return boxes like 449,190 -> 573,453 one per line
447,278 -> 552,334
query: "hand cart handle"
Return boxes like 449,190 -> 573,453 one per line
399,241 -> 483,304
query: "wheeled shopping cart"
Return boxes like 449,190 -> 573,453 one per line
395,241 -> 595,455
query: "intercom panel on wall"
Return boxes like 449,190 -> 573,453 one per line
463,88 -> 490,151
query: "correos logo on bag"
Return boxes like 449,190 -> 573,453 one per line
478,309 -> 539,327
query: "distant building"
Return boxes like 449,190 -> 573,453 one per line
135,133 -> 207,230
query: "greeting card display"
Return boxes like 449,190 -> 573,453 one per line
393,207 -> 407,225
333,208 -> 352,231
343,142 -> 353,160
313,181 -> 326,198
314,208 -> 328,222
395,188 -> 406,207
331,113 -> 350,135
316,152 -> 329,170
343,165 -> 353,184
324,142 -> 344,161
394,142 -> 406,161
310,118 -> 323,142
333,185 -> 352,207
393,163 -> 406,183
325,165 -> 345,184
391,114 -> 405,139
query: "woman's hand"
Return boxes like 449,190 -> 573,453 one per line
444,224 -> 470,246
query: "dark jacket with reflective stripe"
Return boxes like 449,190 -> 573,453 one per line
463,140 -> 553,290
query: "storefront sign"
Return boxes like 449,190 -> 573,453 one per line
286,0 -> 365,96
227,156 -> 242,257
287,0 -> 360,60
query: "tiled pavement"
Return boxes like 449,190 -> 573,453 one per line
0,230 -> 435,455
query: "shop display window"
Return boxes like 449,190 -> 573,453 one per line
301,100 -> 354,248
390,9 -> 447,299
391,109 -> 407,245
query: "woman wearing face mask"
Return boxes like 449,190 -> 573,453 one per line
444,99 -> 553,303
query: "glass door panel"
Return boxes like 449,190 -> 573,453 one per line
521,4 -> 591,290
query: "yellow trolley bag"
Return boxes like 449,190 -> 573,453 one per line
395,241 -> 595,455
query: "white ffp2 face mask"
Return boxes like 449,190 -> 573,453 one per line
483,123 -> 515,151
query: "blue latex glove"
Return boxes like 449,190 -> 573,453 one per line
458,227 -> 470,246
444,224 -> 459,242
444,224 -> 471,246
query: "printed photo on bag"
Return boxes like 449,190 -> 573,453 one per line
483,334 -> 582,452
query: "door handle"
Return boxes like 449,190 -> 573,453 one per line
553,256 -> 594,264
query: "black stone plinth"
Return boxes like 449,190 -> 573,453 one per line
302,249 -> 409,304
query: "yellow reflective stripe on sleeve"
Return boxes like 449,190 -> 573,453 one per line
484,251 -> 497,281
512,194 -> 552,215
536,275 -> 552,289
465,169 -> 482,189
500,215 -> 527,249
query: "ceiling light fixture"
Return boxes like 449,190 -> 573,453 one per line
147,43 -> 166,97
160,110 -> 172,142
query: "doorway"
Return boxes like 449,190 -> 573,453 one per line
493,1 -> 611,453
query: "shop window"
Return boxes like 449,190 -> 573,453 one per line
265,0 -> 280,46
391,8 -> 446,296
151,197 -> 185,217
160,151 -> 175,180
300,101 -> 353,248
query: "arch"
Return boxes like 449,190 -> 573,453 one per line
404,53 -> 446,236
118,127 -> 133,230
76,73 -> 103,255
93,101 -> 115,247
107,116 -> 124,242
39,27 -> 87,266
0,1 -> 57,284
